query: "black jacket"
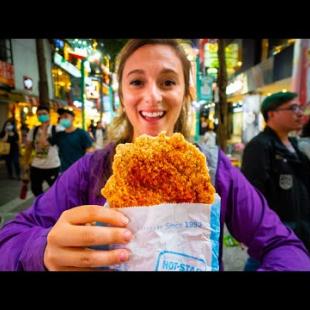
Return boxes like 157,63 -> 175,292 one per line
241,126 -> 310,250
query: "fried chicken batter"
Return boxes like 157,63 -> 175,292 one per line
102,132 -> 215,208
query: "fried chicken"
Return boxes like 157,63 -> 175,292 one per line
101,132 -> 215,208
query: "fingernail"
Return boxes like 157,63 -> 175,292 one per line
123,230 -> 133,242
121,216 -> 129,225
119,250 -> 129,262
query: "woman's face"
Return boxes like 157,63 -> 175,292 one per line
121,44 -> 185,140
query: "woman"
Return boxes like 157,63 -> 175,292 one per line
0,39 -> 309,271
0,118 -> 21,180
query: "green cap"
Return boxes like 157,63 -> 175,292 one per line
261,91 -> 298,114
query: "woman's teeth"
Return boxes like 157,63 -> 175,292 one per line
140,111 -> 165,118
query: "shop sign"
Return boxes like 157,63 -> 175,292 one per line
204,42 -> 219,68
85,77 -> 100,99
200,76 -> 213,101
0,60 -> 15,88
204,42 -> 239,70
54,52 -> 81,78
225,43 -> 239,69
103,95 -> 112,112
226,73 -> 248,96
102,83 -> 110,95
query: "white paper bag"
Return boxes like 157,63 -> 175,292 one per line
109,194 -> 221,271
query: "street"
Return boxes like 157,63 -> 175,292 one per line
0,161 -> 35,226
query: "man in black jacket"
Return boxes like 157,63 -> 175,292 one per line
241,91 -> 310,270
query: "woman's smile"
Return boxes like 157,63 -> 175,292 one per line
139,110 -> 167,122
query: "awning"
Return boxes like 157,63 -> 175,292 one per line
1,88 -> 68,109
9,90 -> 39,105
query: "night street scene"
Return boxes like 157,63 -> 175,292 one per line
0,38 -> 309,271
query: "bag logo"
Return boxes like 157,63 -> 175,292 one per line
279,174 -> 293,190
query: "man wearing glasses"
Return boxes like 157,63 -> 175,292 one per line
241,91 -> 310,271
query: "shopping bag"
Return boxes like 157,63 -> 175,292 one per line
0,141 -> 10,155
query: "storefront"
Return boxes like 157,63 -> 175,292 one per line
227,53 -> 294,145
52,41 -> 113,129
0,59 -> 15,128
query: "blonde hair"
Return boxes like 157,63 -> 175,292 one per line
107,39 -> 193,145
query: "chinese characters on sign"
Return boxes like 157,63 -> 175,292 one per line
0,60 -> 15,88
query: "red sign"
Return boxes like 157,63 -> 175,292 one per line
0,60 -> 15,88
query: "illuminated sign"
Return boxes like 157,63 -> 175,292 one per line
200,76 -> 213,101
204,43 -> 218,68
204,43 -> 239,70
226,73 -> 248,95
0,60 -> 15,88
54,52 -> 81,78
85,77 -> 100,99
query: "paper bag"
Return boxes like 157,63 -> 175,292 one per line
109,194 -> 221,271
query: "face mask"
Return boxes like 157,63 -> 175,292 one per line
6,124 -> 13,131
38,115 -> 49,123
59,118 -> 72,129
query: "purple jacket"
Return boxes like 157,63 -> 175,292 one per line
0,144 -> 310,271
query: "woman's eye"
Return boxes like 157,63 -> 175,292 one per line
163,80 -> 176,87
130,79 -> 143,86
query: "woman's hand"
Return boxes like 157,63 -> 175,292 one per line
44,205 -> 133,271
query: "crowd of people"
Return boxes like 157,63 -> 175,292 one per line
0,39 -> 309,271
1,107 -> 107,197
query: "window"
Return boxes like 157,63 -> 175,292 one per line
0,39 -> 13,64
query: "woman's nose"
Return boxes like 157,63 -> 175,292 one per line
144,83 -> 162,104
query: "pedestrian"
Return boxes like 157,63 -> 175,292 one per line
203,124 -> 217,147
241,91 -> 310,271
20,122 -> 30,146
50,108 -> 95,172
0,117 -> 21,180
0,39 -> 310,271
23,105 -> 61,197
94,120 -> 106,150
299,118 -> 310,160
87,119 -> 96,141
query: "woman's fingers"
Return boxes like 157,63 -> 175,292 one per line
44,205 -> 133,271
49,224 -> 133,247
61,205 -> 129,227
46,247 -> 131,269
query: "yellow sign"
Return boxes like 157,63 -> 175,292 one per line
204,43 -> 239,70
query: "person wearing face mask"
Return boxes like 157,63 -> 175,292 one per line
0,40 -> 310,272
0,118 -> 21,180
23,105 -> 61,197
49,108 -> 94,172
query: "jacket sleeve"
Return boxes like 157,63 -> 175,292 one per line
0,154 -> 93,271
217,151 -> 310,271
241,138 -> 271,198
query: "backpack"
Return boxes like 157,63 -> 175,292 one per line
32,125 -> 56,148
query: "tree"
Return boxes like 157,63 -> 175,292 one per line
98,39 -> 128,72
217,39 -> 229,151
36,39 -> 49,107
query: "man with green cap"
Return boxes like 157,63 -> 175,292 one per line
241,91 -> 310,270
